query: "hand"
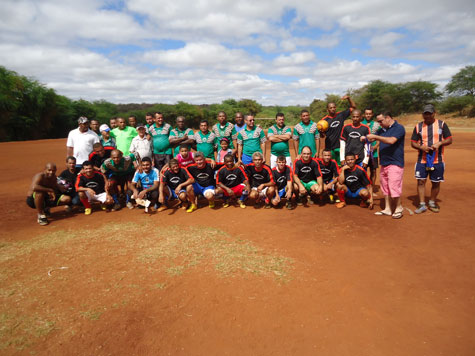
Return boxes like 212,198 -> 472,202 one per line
368,198 -> 374,210
138,190 -> 146,199
341,95 -> 349,100
367,134 -> 375,141
175,187 -> 181,196
87,188 -> 96,196
158,196 -> 164,204
285,191 -> 292,200
272,196 -> 280,205
227,188 -> 235,197
299,186 -> 306,195
48,191 -> 56,200
430,142 -> 441,150
296,154 -> 301,160
257,184 -> 264,192
363,163 -> 368,169
316,186 -> 322,195
360,136 -> 367,142
341,164 -> 349,170
420,145 -> 431,153
236,160 -> 243,167
210,159 -> 216,169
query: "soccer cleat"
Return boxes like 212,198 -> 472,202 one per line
328,194 -> 335,204
101,205 -> 107,211
157,205 -> 167,212
223,202 -> 230,208
296,197 -> 304,206
335,201 -> 346,209
415,204 -> 427,214
84,208 -> 92,215
186,204 -> 197,213
238,200 -> 246,209
126,202 -> 134,210
37,215 -> 48,226
208,201 -> 215,209
428,202 -> 440,213
285,201 -> 293,210
112,203 -> 122,211
65,205 -> 73,213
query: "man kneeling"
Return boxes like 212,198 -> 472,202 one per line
26,162 -> 72,225
158,159 -> 194,211
76,160 -> 114,215
246,152 -> 275,208
293,146 -> 323,206
336,153 -> 373,209
130,157 -> 159,213
216,154 -> 251,208
186,152 -> 218,212
271,155 -> 294,209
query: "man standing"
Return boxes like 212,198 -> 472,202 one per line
293,110 -> 320,158
90,119 -> 100,136
340,110 -> 370,167
362,108 -> 380,190
66,116 -> 100,168
169,116 -> 195,154
148,112 -> 172,171
128,115 -> 137,128
99,124 -> 116,148
320,95 -> 356,162
110,117 -> 137,156
236,114 -> 266,165
268,113 -> 292,168
109,117 -> 118,129
26,163 -> 72,225
129,124 -> 153,159
411,104 -> 453,213
234,112 -> 246,133
193,120 -> 217,160
212,111 -> 238,155
361,112 -> 405,218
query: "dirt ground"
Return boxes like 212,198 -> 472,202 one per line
1,130 -> 475,356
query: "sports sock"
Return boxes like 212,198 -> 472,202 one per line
337,190 -> 345,202
80,198 -> 91,209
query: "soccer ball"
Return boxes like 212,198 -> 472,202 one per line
317,120 -> 329,132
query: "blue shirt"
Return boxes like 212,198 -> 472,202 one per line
376,121 -> 405,167
132,168 -> 160,190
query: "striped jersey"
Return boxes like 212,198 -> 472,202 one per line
411,120 -> 452,164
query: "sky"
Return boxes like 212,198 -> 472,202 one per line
0,0 -> 474,106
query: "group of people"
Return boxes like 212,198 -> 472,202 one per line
27,98 -> 452,225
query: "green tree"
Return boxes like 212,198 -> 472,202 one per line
445,65 -> 475,97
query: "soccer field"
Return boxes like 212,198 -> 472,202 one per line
0,133 -> 474,355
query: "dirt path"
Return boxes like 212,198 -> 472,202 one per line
0,134 -> 474,355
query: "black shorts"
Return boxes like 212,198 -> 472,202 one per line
26,193 -> 62,209
368,155 -> 379,170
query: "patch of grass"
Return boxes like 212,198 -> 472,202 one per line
79,309 -> 104,321
152,283 -> 166,290
0,313 -> 56,350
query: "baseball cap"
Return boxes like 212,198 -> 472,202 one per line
78,116 -> 89,124
99,124 -> 110,132
136,123 -> 146,130
423,104 -> 435,114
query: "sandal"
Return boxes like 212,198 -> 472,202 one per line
374,211 -> 391,216
392,211 -> 403,219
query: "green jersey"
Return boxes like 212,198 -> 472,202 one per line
101,153 -> 137,176
362,119 -> 381,157
148,123 -> 172,155
193,130 -> 216,159
237,126 -> 266,156
212,122 -> 237,149
267,124 -> 291,157
110,126 -> 137,155
292,121 -> 319,155
170,127 -> 194,154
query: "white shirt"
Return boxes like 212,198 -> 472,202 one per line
129,135 -> 153,159
66,128 -> 100,164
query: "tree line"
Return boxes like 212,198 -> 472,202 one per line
0,65 -> 473,142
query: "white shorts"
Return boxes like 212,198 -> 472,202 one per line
270,154 -> 292,169
85,191 -> 108,203
252,186 -> 268,198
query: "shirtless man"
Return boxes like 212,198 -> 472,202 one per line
26,163 -> 72,225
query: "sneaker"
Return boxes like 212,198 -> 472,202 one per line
296,197 -> 304,206
208,201 -> 215,209
328,194 -> 335,204
238,200 -> 246,209
264,202 -> 272,209
126,202 -> 134,210
65,205 -> 73,213
84,208 -> 92,216
149,206 -> 157,213
223,201 -> 230,208
428,202 -> 440,213
101,205 -> 107,211
415,204 -> 427,214
308,197 -> 315,205
186,204 -> 197,213
336,202 -> 346,209
285,201 -> 293,210
37,215 -> 48,226
157,205 -> 167,212
112,203 -> 121,211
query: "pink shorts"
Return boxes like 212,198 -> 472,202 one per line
380,165 -> 404,197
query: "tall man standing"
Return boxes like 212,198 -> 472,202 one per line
148,112 -> 172,171
411,104 -> 453,214
362,108 -> 380,191
320,95 -> 356,162
212,111 -> 238,155
66,116 -> 100,168
293,110 -> 319,158
236,114 -> 266,165
361,112 -> 405,219
169,116 -> 195,154
110,117 -> 137,156
268,113 -> 292,168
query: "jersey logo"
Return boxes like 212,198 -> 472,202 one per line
320,168 -> 331,175
330,121 -> 340,128
226,174 -> 237,182
277,176 -> 286,183
346,175 -> 358,182
170,177 -> 181,184
86,182 -> 99,188
253,174 -> 265,180
349,132 -> 362,139
197,173 -> 209,179
301,166 -> 312,173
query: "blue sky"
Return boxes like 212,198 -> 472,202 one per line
0,0 -> 473,105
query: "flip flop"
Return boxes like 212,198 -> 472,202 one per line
392,211 -> 403,219
374,211 -> 391,216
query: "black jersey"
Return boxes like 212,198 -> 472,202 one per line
75,171 -> 106,195
216,166 -> 248,188
293,158 -> 322,183
340,124 -> 370,162
162,168 -> 191,190
343,166 -> 371,193
245,163 -> 274,188
59,168 -> 80,195
322,108 -> 351,150
317,159 -> 340,184
186,163 -> 216,187
89,146 -> 114,169
272,165 -> 292,191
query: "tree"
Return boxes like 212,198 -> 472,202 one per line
445,65 -> 475,97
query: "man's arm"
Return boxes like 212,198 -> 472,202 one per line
365,134 -> 397,145
314,138 -> 320,158
338,166 -> 348,185
260,142 -> 266,162
341,95 -> 356,109
293,139 -> 300,159
237,143 -> 243,165
67,146 -> 74,158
